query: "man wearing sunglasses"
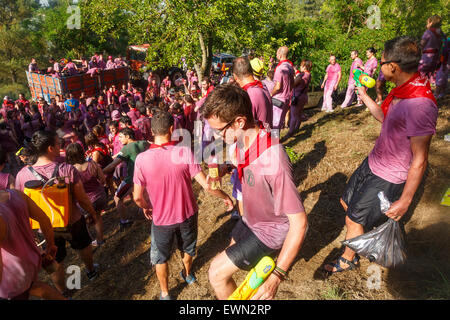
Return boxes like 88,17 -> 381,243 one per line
204,84 -> 307,300
324,36 -> 438,274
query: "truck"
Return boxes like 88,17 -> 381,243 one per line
126,44 -> 185,87
26,66 -> 129,102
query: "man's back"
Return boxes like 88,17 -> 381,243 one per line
117,140 -> 149,183
133,145 -> 201,226
273,62 -> 294,103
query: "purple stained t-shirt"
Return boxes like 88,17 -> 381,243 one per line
368,97 -> 438,184
273,62 -> 295,103
0,172 -> 10,190
326,63 -> 341,83
133,145 -> 202,226
294,72 -> 311,97
0,190 -> 41,299
246,85 -> 273,128
364,57 -> 378,78
349,58 -> 364,85
15,162 -> 82,224
238,132 -> 305,249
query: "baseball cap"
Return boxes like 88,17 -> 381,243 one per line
111,110 -> 121,120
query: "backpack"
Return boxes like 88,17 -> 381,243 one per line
23,164 -> 72,231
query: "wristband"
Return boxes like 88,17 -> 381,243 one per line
272,269 -> 286,281
275,266 -> 288,277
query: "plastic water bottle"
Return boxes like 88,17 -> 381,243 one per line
208,156 -> 221,190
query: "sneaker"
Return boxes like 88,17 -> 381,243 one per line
86,268 -> 99,281
119,219 -> 133,231
91,240 -> 105,247
355,103 -> 363,107
159,293 -> 173,300
180,270 -> 196,284
230,210 -> 241,220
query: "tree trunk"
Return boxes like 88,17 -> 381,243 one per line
197,31 -> 214,82
11,70 -> 17,84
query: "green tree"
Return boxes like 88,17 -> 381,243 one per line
0,0 -> 45,88
84,0 -> 282,82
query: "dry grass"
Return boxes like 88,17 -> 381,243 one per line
41,95 -> 450,300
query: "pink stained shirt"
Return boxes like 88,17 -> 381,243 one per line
133,145 -> 202,226
239,137 -> 305,250
348,58 -> 364,85
325,63 -> 341,84
293,72 -> 311,97
368,97 -> 438,184
246,85 -> 273,128
364,57 -> 378,78
0,190 -> 42,299
15,162 -> 82,225
106,60 -> 115,70
262,79 -> 275,94
273,62 -> 295,103
0,172 -> 10,190
112,134 -> 123,155
127,108 -> 140,126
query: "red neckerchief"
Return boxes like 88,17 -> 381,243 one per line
90,146 -> 107,156
380,72 -> 437,117
205,86 -> 214,97
429,28 -> 440,39
242,80 -> 263,91
236,122 -> 274,182
149,141 -> 178,149
275,59 -> 294,72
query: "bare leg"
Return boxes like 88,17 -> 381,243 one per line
78,245 -> 94,272
180,252 -> 194,277
50,262 -> 66,293
30,281 -> 67,300
208,239 -> 240,300
93,213 -> 104,243
155,263 -> 170,297
114,196 -> 127,221
324,216 -> 364,272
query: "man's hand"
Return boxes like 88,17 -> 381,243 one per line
250,273 -> 281,300
356,86 -> 367,96
385,198 -> 410,221
224,196 -> 234,212
45,244 -> 58,260
142,208 -> 153,220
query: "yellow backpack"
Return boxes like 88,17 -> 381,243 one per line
23,164 -> 72,230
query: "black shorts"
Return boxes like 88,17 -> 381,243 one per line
93,195 -> 108,212
115,181 -> 132,200
150,213 -> 198,265
226,218 -> 278,271
342,158 -> 405,230
54,216 -> 92,263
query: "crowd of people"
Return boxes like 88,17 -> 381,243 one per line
0,14 -> 447,300
28,53 -> 128,78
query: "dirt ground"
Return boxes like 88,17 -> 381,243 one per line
44,95 -> 450,300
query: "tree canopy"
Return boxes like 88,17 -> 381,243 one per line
0,0 -> 447,98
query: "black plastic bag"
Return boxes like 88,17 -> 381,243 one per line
342,192 -> 407,268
